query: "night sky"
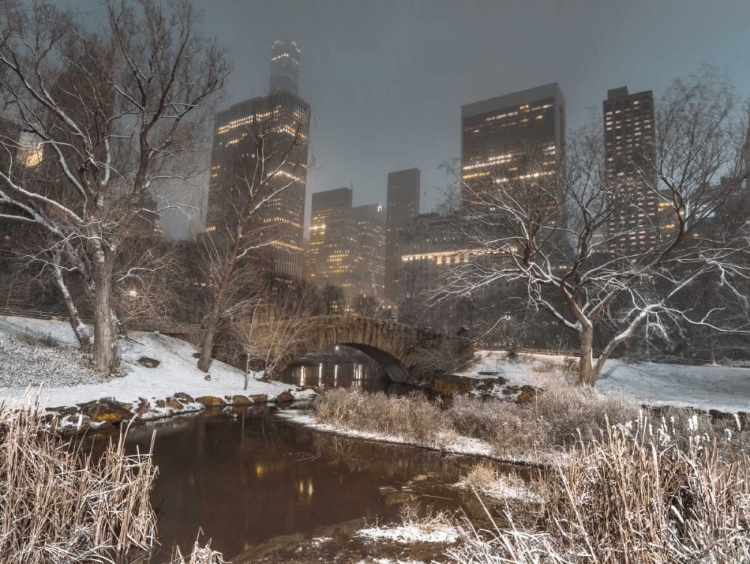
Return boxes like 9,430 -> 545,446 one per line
57,0 -> 750,228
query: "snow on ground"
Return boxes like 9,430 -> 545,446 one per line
0,315 -> 308,409
460,351 -> 750,413
357,521 -> 458,545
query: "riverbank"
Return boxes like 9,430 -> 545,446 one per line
0,315 -> 313,435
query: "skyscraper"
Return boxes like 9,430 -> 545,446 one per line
309,187 -> 385,304
270,39 -> 301,96
207,41 -> 310,280
384,168 -> 420,300
603,87 -> 657,254
461,83 -> 565,205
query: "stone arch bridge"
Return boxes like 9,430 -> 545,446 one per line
263,316 -> 472,384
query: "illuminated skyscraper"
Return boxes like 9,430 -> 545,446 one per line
461,83 -> 565,205
309,187 -> 385,304
207,41 -> 310,280
384,168 -> 420,300
603,87 -> 657,254
270,39 -> 301,96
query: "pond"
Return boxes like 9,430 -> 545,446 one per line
99,408 -> 474,562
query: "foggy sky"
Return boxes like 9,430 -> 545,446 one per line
54,0 -> 750,228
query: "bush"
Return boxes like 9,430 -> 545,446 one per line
313,388 -> 449,444
16,330 -> 60,348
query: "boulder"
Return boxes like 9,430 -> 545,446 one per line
77,399 -> 133,424
275,390 -> 294,403
173,392 -> 195,404
136,398 -> 151,416
46,406 -> 79,417
165,397 -> 184,411
429,374 -> 477,396
138,357 -> 160,368
230,395 -> 252,405
249,394 -> 268,403
515,385 -> 543,405
195,395 -> 226,407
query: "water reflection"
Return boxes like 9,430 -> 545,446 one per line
280,360 -> 391,393
97,410 -> 466,562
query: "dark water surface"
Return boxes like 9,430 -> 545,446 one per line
98,409 -> 469,562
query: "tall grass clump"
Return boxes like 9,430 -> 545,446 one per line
450,416 -> 750,563
313,388 -> 449,444
0,399 -> 157,563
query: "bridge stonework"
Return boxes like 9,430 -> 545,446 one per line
268,316 -> 470,384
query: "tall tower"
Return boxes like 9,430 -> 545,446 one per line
461,83 -> 565,206
603,87 -> 657,254
384,168 -> 420,300
207,41 -> 310,281
270,39 -> 301,96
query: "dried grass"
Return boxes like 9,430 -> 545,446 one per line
16,330 -> 60,348
0,397 -> 157,563
313,388 -> 449,444
171,539 -> 225,564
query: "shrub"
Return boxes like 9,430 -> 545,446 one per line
16,330 -> 60,348
313,388 -> 449,444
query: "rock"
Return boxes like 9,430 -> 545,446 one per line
195,395 -> 226,407
204,373 -> 211,381
231,395 -> 252,405
138,356 -> 160,368
709,409 -> 734,422
77,398 -> 133,424
192,352 -> 201,358
515,385 -> 543,405
475,377 -> 508,393
136,398 -> 151,416
478,371 -> 499,376
249,394 -> 268,404
275,390 -> 294,403
165,397 -> 184,411
155,399 -> 166,408
173,392 -> 194,404
429,374 -> 477,396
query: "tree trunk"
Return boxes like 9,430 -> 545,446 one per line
577,326 -> 598,386
52,260 -> 91,349
197,262 -> 234,372
92,258 -> 117,373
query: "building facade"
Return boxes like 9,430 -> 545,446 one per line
461,83 -> 565,205
309,187 -> 385,305
603,87 -> 657,254
384,168 -> 420,300
206,40 -> 310,280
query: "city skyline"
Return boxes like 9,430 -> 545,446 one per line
183,0 -> 750,223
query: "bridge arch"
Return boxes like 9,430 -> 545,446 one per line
268,316 -> 456,385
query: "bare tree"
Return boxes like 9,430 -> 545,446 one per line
438,71 -> 750,385
231,281 -> 318,386
352,294 -> 378,317
0,0 -> 229,372
195,107 -> 308,372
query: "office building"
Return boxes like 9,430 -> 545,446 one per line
461,83 -> 565,205
603,87 -> 657,254
207,40 -> 310,280
384,168 -> 420,300
309,187 -> 385,305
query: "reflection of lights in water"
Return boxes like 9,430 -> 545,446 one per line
300,366 -> 306,387
319,364 -> 324,390
335,345 -> 340,351
296,478 -> 315,502
334,364 -> 339,387
354,364 -> 363,380
255,463 -> 267,478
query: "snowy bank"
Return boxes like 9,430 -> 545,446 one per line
460,351 -> 750,414
0,316 -> 313,430
277,411 -> 557,467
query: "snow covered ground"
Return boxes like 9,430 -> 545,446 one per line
0,315 -> 307,409
460,351 -> 750,414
